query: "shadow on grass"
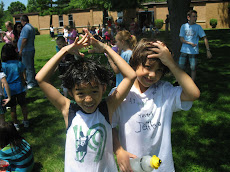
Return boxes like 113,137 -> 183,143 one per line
172,29 -> 230,172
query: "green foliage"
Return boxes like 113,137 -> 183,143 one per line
0,11 -> 13,31
210,19 -> 217,28
154,19 -> 164,29
27,0 -> 39,13
8,1 -> 26,14
0,1 -> 4,28
34,27 -> 40,35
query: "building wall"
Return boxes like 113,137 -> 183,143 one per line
13,1 -> 229,35
155,5 -> 169,29
206,2 -> 229,29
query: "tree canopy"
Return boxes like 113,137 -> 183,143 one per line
8,1 -> 26,14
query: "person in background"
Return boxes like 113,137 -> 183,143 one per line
50,25 -> 55,41
1,44 -> 29,131
55,36 -> 71,97
67,25 -> 78,44
63,25 -> 69,42
107,30 -> 137,87
13,22 -> 23,53
0,62 -> 11,125
0,21 -> 15,44
18,15 -> 37,89
179,10 -> 212,81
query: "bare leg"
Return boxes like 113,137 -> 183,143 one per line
11,106 -> 18,124
191,70 -> 196,81
21,105 -> 28,121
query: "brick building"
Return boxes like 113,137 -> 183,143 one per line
13,0 -> 229,35
141,0 -> 229,30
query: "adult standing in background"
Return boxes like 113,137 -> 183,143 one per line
18,15 -> 37,89
0,21 -> 15,44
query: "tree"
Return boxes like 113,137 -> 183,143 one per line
0,1 -> 4,28
167,0 -> 191,61
36,0 -> 71,25
8,1 -> 26,14
27,0 -> 39,13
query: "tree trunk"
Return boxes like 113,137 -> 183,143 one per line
103,9 -> 108,25
167,0 -> 191,62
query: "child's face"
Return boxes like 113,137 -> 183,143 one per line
135,59 -> 164,92
56,41 -> 66,49
115,36 -> 123,50
188,13 -> 197,24
71,83 -> 106,113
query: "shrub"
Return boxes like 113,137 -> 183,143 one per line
210,19 -> 217,28
34,27 -> 40,35
154,19 -> 164,29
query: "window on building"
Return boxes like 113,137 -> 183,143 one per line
68,15 -> 73,26
59,15 -> 63,27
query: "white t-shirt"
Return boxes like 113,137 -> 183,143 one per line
112,81 -> 193,172
0,72 -> 6,96
64,29 -> 68,38
65,102 -> 118,172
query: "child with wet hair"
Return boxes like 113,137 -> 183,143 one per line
36,28 -> 136,171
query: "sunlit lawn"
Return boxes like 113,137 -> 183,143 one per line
0,29 -> 230,171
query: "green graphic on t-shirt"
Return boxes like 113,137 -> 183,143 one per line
73,123 -> 107,162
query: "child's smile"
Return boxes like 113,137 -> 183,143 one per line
134,59 -> 163,93
71,83 -> 105,113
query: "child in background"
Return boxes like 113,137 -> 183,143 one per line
56,36 -> 74,97
0,122 -> 34,171
107,30 -> 137,87
1,44 -> 28,131
179,10 -> 212,81
0,65 -> 11,124
112,39 -> 200,172
35,28 -> 136,171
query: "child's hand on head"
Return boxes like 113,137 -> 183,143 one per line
147,41 -> 174,67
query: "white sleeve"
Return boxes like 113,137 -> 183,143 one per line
173,86 -> 193,112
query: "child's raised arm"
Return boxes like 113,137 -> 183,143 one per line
147,41 -> 200,101
85,28 -> 136,120
35,35 -> 89,118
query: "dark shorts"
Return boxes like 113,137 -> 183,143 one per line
0,96 -> 6,114
6,92 -> 26,107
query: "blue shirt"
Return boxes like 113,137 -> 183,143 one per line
116,50 -> 132,87
18,23 -> 35,52
179,23 -> 206,54
2,60 -> 26,97
0,139 -> 34,172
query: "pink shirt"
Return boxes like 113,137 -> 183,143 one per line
3,30 -> 14,44
69,30 -> 77,44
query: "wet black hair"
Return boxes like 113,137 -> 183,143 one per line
1,44 -> 18,62
129,38 -> 170,75
60,57 -> 112,90
0,122 -> 26,151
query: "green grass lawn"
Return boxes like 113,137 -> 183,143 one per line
0,30 -> 230,172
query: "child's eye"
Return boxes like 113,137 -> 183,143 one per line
92,90 -> 99,94
156,69 -> 164,73
144,65 -> 151,69
76,92 -> 84,96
